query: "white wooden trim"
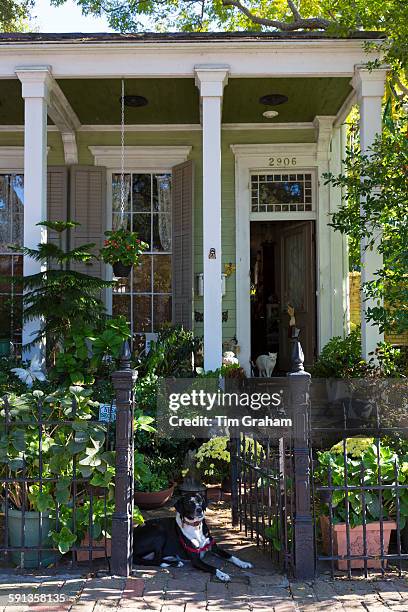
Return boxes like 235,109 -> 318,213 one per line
195,66 -> 228,371
223,122 -> 314,131
233,142 -> 322,374
89,145 -> 192,167
16,68 -> 49,362
0,146 -> 50,169
80,124 -> 201,132
354,66 -> 387,358
0,40 -> 380,79
250,211 -> 316,222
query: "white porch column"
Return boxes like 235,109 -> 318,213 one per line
352,67 -> 387,359
16,67 -> 51,359
195,65 -> 229,371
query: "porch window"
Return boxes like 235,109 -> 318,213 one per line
0,174 -> 24,351
111,172 -> 172,336
251,173 -> 313,213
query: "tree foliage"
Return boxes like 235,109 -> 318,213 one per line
325,114 -> 408,334
9,221 -> 114,354
0,0 -> 33,31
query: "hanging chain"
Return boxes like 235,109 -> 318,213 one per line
120,79 -> 125,225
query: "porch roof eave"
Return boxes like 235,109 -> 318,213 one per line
0,32 -> 385,79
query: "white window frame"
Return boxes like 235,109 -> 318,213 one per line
100,144 -> 192,336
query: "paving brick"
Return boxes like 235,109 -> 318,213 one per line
122,579 -> 144,599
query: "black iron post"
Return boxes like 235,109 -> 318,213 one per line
288,333 -> 314,580
111,341 -> 137,576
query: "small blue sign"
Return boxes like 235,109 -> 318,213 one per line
99,402 -> 116,423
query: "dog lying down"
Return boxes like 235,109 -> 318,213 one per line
133,493 -> 253,582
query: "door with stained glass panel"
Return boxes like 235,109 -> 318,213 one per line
111,172 -> 173,338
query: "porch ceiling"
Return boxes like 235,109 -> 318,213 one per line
0,76 -> 352,126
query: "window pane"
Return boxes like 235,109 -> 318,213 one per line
0,295 -> 12,337
112,173 -> 131,214
133,174 -> 151,212
0,175 -> 11,251
153,213 -> 171,251
133,213 -> 151,246
112,213 -> 131,231
0,255 -> 12,292
153,174 -> 171,213
112,295 -> 131,323
153,295 -> 172,332
153,255 -> 171,293
133,295 -> 152,332
133,254 -> 151,293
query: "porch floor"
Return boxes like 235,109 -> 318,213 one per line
1,502 -> 408,611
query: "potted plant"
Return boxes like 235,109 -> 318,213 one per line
0,386 -> 115,567
195,436 -> 263,495
134,455 -> 175,510
99,228 -> 148,278
316,437 -> 399,570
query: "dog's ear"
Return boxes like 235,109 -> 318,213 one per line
174,497 -> 184,517
197,493 -> 207,511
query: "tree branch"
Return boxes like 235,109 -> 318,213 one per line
221,0 -> 332,31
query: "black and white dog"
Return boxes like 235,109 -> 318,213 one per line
133,493 -> 253,582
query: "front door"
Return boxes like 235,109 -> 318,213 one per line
279,221 -> 316,370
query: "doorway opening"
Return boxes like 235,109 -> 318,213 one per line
250,220 -> 316,374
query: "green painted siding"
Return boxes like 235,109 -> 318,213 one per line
0,126 -> 315,343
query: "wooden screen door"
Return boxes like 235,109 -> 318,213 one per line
279,221 -> 316,371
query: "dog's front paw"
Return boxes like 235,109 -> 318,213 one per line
215,569 -> 231,582
238,561 -> 253,569
230,555 -> 253,569
176,561 -> 184,567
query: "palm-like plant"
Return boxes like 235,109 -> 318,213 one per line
9,221 -> 113,356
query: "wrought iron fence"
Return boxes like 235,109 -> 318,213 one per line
0,343 -> 136,574
310,378 -> 408,578
0,391 -> 113,570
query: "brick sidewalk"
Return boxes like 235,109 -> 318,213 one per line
1,504 -> 407,611
1,570 -> 408,612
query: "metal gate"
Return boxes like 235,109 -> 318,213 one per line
230,374 -> 314,579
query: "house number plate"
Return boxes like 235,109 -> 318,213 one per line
268,157 -> 297,167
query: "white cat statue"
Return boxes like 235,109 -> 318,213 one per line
255,352 -> 277,377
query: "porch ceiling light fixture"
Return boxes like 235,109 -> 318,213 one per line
259,93 -> 288,106
263,110 -> 279,119
120,94 -> 148,108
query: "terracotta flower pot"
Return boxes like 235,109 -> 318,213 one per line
320,515 -> 396,570
112,262 -> 132,277
76,533 -> 111,562
134,483 -> 175,510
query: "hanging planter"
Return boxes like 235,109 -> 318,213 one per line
99,229 -> 149,278
112,261 -> 132,278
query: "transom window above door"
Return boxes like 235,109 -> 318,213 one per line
251,173 -> 313,213
112,172 -> 172,336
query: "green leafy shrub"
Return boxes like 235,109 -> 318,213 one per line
311,330 -> 406,378
195,436 -> 263,484
316,437 -> 408,528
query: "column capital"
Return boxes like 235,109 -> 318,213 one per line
15,66 -> 52,102
352,65 -> 388,101
194,65 -> 229,97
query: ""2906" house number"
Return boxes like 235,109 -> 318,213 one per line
268,157 -> 297,167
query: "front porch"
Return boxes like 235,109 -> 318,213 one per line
0,31 -> 387,368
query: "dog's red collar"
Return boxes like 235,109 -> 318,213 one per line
178,534 -> 215,554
